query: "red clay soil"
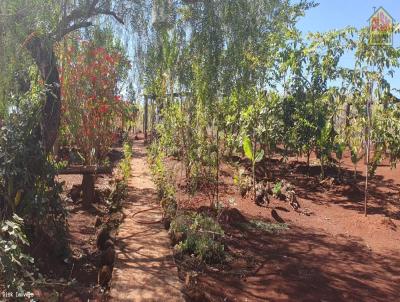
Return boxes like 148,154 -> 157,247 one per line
168,151 -> 400,301
31,157 -> 122,301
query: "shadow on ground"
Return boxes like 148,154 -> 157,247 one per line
192,222 -> 400,302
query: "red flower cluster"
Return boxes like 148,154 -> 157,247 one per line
59,41 -> 130,163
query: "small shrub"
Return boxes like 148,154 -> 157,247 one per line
158,179 -> 175,202
148,148 -> 176,201
107,180 -> 128,213
272,181 -> 283,197
169,213 -> 193,243
0,214 -> 34,293
0,98 -> 67,290
161,197 -> 177,229
171,213 -> 225,264
0,101 -> 65,221
233,168 -> 251,197
148,144 -> 224,263
120,141 -> 133,181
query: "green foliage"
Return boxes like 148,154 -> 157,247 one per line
0,97 -> 68,278
335,142 -> 346,161
120,141 -> 133,181
246,219 -> 289,234
148,142 -> 176,201
161,197 -> 177,225
107,180 -> 128,215
0,214 -> 34,293
243,136 -> 264,164
0,0 -> 61,113
233,168 -> 251,197
316,120 -> 335,177
242,136 -> 253,161
242,134 -> 264,201
143,0 -> 315,201
149,145 -> 225,263
152,100 -> 218,195
272,181 -> 283,197
171,213 -> 225,264
0,97 -> 64,221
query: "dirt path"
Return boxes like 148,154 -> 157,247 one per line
109,140 -> 184,302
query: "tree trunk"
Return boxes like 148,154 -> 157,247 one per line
252,133 -> 256,202
345,103 -> 351,128
26,35 -> 61,153
215,125 -> 219,208
354,164 -> 357,181
320,157 -> 325,179
144,96 -> 148,140
82,174 -> 95,208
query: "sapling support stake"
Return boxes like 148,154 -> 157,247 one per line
253,130 -> 256,202
364,89 -> 373,217
216,123 -> 220,208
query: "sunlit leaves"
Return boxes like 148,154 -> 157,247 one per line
60,37 -> 130,164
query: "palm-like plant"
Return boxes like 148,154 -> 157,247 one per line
243,135 -> 264,202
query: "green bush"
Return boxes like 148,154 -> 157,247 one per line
272,181 -> 283,197
161,197 -> 177,227
148,147 -> 176,201
148,144 -> 224,263
107,180 -> 128,213
169,213 -> 193,236
233,168 -> 251,197
0,98 -> 67,292
170,213 -> 225,264
120,141 -> 133,181
0,101 -> 65,220
0,214 -> 34,292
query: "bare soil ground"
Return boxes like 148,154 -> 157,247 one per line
22,140 -> 400,301
31,150 -> 124,301
167,151 -> 400,301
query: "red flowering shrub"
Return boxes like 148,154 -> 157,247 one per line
60,41 -> 130,164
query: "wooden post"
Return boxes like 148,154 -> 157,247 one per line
216,121 -> 219,208
345,103 -> 351,128
364,83 -> 373,217
150,96 -> 154,140
58,165 -> 112,175
144,96 -> 148,140
82,174 -> 95,208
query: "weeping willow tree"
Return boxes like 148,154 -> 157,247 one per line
142,0 -> 316,205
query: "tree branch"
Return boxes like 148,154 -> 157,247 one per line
51,2 -> 124,41
95,9 -> 124,25
53,21 -> 93,42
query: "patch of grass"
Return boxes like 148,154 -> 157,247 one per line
170,213 -> 225,264
239,219 -> 289,234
